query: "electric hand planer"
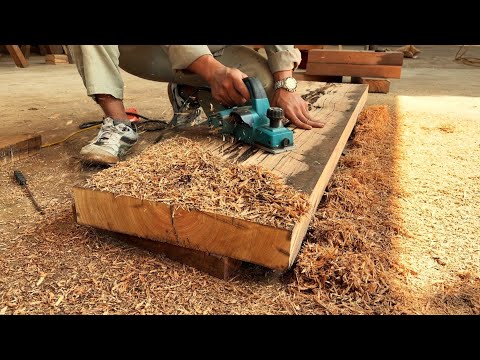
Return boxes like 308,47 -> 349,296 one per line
207,77 -> 294,154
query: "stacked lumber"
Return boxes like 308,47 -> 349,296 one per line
45,54 -> 69,65
299,49 -> 404,93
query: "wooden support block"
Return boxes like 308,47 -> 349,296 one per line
351,77 -> 390,93
73,81 -> 368,271
5,45 -> 29,68
102,230 -> 242,280
308,49 -> 404,66
0,134 -> 42,164
306,63 -> 401,79
45,54 -> 69,64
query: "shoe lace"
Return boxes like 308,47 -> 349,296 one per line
96,122 -> 127,144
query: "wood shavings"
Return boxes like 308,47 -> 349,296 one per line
1,104 -> 477,315
292,106 -> 404,314
84,137 -> 309,230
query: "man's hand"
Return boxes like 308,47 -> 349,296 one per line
271,89 -> 325,130
188,55 -> 250,107
272,70 -> 325,130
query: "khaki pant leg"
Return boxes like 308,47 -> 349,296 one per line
117,45 -> 273,115
68,45 -> 125,100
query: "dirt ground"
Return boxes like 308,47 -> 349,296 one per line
0,45 -> 478,314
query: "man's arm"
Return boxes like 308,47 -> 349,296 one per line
162,45 -> 250,106
264,45 -> 324,130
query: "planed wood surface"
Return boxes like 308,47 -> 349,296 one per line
73,81 -> 368,270
352,77 -> 391,93
308,49 -> 404,66
5,45 -> 29,68
306,63 -> 402,79
0,134 -> 42,164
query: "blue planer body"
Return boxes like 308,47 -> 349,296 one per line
207,77 -> 294,154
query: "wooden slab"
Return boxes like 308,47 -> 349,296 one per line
73,81 -> 368,271
306,63 -> 402,79
352,77 -> 391,93
0,134 -> 42,164
308,49 -> 404,66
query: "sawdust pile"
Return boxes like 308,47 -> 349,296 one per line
84,137 -> 309,229
291,106 -> 404,314
0,204 -> 294,315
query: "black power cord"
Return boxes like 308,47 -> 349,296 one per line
79,112 -> 170,131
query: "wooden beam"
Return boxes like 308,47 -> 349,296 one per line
308,49 -> 404,66
0,134 -> 42,164
352,77 -> 391,93
306,63 -> 402,79
5,45 -> 29,68
73,187 -> 292,270
73,81 -> 369,271
101,230 -> 242,280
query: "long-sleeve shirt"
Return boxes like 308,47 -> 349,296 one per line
162,45 -> 302,73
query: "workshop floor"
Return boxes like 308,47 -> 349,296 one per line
0,45 -> 478,314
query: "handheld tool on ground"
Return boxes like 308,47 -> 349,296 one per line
13,170 -> 45,215
207,77 -> 295,154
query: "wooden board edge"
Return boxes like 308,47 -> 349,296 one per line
0,134 -> 42,162
308,49 -> 404,66
72,186 -> 292,270
288,85 -> 369,267
306,63 -> 402,79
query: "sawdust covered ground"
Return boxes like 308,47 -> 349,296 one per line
390,94 -> 480,314
1,103 -> 478,314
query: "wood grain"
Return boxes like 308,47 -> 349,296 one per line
306,63 -> 402,79
308,49 -> 404,66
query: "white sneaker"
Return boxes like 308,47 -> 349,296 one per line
80,117 -> 138,165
